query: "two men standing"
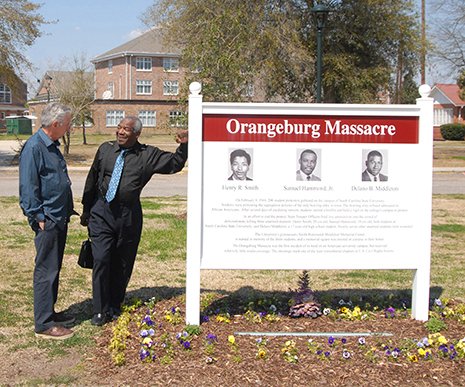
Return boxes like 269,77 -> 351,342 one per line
20,107 -> 188,336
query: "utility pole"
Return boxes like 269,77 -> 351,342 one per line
421,0 -> 426,85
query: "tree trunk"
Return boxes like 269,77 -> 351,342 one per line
62,131 -> 70,154
82,122 -> 87,145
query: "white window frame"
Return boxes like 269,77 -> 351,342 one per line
241,83 -> 255,98
138,110 -> 156,127
0,84 -> 11,104
434,108 -> 453,126
136,80 -> 152,95
163,58 -> 179,72
106,110 -> 124,127
108,82 -> 114,98
136,57 -> 152,71
163,81 -> 179,95
189,61 -> 201,73
108,60 -> 113,74
169,110 -> 185,126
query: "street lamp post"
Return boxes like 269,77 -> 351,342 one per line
44,74 -> 52,103
311,3 -> 330,103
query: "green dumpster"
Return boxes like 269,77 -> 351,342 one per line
6,117 -> 32,135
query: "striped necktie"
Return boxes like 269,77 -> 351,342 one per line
106,148 -> 129,202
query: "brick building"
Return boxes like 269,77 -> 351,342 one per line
429,83 -> 465,140
0,73 -> 28,132
90,27 -> 187,133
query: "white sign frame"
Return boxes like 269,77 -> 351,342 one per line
186,82 -> 434,325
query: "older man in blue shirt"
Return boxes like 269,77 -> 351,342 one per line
19,102 -> 77,340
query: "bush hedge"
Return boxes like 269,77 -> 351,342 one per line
440,123 -> 465,141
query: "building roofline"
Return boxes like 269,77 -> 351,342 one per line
91,51 -> 180,64
431,83 -> 465,107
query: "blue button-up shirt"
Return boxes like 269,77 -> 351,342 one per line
19,127 -> 75,230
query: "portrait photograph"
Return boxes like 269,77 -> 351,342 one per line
361,149 -> 388,182
227,148 -> 254,181
296,148 -> 321,181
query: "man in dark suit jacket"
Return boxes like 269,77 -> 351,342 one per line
296,149 -> 321,181
228,149 -> 253,181
362,150 -> 388,181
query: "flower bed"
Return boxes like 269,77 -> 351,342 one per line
91,294 -> 465,386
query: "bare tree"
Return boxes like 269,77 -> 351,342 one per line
427,0 -> 465,81
47,53 -> 95,153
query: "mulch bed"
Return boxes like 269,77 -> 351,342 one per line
87,297 -> 465,387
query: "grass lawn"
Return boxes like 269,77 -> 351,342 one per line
0,194 -> 464,385
0,135 -> 465,384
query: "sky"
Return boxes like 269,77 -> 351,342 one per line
24,0 -> 154,95
23,0 -> 451,97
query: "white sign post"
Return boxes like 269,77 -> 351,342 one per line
186,82 -> 434,326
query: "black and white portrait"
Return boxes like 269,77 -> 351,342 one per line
362,149 -> 388,182
296,149 -> 321,181
228,148 -> 253,181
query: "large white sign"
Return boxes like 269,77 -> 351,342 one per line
186,83 -> 433,325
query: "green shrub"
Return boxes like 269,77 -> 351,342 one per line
424,315 -> 447,333
440,123 -> 465,140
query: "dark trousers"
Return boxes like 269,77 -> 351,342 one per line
88,198 -> 142,314
33,219 -> 67,332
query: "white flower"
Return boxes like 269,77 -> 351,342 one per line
323,308 -> 331,315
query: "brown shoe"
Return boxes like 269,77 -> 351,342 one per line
54,311 -> 75,324
35,325 -> 74,340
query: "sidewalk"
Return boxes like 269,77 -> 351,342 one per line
0,140 -> 19,168
0,140 -> 464,173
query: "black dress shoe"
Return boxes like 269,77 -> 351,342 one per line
54,311 -> 75,325
91,313 -> 110,326
110,307 -> 122,321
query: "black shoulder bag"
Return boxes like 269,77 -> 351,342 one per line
78,234 -> 93,269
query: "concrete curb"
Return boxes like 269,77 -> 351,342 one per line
0,166 -> 189,173
0,166 -> 460,173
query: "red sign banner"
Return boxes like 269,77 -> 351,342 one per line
203,114 -> 419,144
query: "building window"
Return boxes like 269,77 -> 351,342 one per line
241,83 -> 254,97
139,111 -> 156,127
169,110 -> 185,126
108,60 -> 113,74
163,81 -> 179,95
136,57 -> 152,71
189,61 -> 201,73
136,80 -> 152,95
434,108 -> 453,126
163,58 -> 179,72
1,112 -> 4,119
108,82 -> 114,98
106,110 -> 124,126
0,84 -> 11,104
